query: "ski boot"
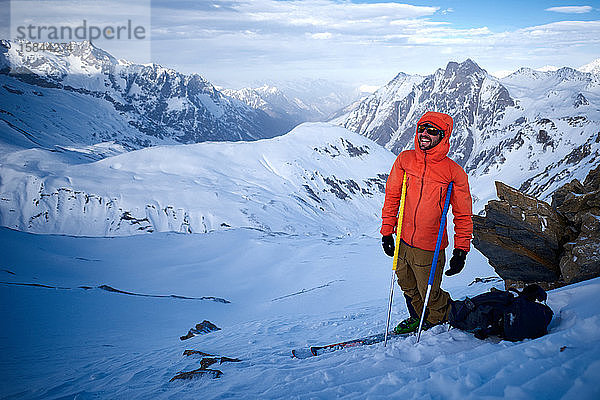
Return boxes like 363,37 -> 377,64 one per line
393,316 -> 420,334
394,317 -> 435,334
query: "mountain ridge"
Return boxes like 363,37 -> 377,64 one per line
0,39 -> 293,151
0,122 -> 395,236
335,58 -> 600,208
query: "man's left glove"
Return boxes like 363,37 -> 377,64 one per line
445,249 -> 467,276
381,235 -> 395,257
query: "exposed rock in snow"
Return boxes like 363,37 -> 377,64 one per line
180,320 -> 221,341
473,182 -> 563,285
556,165 -> 600,284
474,165 -> 600,287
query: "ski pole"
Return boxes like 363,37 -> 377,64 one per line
416,182 -> 453,343
384,172 -> 408,347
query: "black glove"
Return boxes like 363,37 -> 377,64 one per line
381,235 -> 395,257
445,248 -> 467,276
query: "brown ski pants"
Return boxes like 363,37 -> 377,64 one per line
395,241 -> 451,324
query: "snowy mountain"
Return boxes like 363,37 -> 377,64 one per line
222,79 -> 362,124
579,58 -> 600,75
221,85 -> 307,130
0,39 -> 290,151
2,43 -> 600,400
334,60 -> 515,165
334,59 -> 600,210
0,123 -> 394,236
271,78 -> 365,120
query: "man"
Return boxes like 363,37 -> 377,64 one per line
381,111 -> 473,334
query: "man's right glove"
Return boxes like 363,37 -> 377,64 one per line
381,235 -> 395,257
445,248 -> 467,276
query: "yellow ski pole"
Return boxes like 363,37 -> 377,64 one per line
384,172 -> 408,346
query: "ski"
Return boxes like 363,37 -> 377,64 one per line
291,331 -> 411,359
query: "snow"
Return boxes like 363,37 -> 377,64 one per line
2,48 -> 600,398
0,123 -> 394,236
0,118 -> 598,397
195,93 -> 225,118
536,65 -> 560,72
166,97 -> 188,112
1,224 -> 599,399
578,58 -> 600,75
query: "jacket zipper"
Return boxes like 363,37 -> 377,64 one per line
410,152 -> 427,245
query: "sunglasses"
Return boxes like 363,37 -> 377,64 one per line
417,125 -> 444,137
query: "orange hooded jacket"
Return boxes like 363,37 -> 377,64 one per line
380,111 -> 473,252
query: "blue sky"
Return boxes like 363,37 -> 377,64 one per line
3,0 -> 600,88
411,0 -> 598,31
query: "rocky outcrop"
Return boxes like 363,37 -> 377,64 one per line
169,350 -> 241,382
180,320 -> 221,341
555,166 -> 600,284
473,182 -> 565,284
473,165 -> 600,288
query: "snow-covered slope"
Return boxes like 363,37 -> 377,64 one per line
0,123 -> 394,236
335,59 -> 600,210
0,40 -> 289,151
1,225 -> 599,399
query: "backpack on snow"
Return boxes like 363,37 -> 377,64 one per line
448,284 -> 554,341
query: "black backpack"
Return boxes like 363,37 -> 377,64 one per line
448,285 -> 554,341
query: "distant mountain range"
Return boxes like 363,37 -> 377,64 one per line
222,80 -> 363,126
1,39 -> 599,235
333,58 -> 600,209
0,40 -> 342,152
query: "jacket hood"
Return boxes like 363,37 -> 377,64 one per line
414,111 -> 454,162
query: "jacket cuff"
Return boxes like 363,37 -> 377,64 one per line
380,224 -> 395,236
454,245 -> 470,253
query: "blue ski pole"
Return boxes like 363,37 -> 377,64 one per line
416,182 -> 453,343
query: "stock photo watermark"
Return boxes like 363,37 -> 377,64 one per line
9,0 -> 151,62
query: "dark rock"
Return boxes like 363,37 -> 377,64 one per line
475,164 -> 600,287
169,368 -> 222,381
556,164 -> 600,283
180,320 -> 221,340
183,350 -> 214,357
172,351 -> 241,382
560,211 -> 600,283
179,331 -> 195,341
574,93 -> 589,108
551,179 -> 585,210
473,182 -> 563,282
468,276 -> 503,286
584,164 -> 600,188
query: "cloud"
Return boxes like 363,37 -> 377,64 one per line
545,6 -> 593,14
150,0 -> 440,39
310,32 -> 333,40
51,0 -> 594,86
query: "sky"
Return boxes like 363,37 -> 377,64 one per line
2,0 -> 600,88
